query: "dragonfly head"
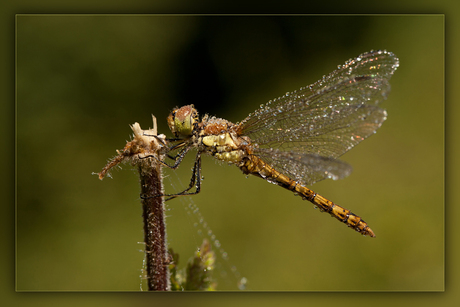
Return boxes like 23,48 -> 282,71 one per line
167,105 -> 199,138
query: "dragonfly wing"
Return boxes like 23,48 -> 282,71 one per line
239,50 -> 398,159
252,147 -> 353,186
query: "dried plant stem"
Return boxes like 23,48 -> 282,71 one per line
97,116 -> 170,291
139,160 -> 169,291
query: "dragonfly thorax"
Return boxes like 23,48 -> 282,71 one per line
201,132 -> 245,164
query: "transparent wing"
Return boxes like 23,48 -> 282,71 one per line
253,147 -> 353,186
239,50 -> 399,159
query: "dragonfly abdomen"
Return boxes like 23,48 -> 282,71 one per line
241,155 -> 375,237
296,187 -> 375,237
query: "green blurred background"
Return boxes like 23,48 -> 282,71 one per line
16,15 -> 443,292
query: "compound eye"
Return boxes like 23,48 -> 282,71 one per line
167,105 -> 198,137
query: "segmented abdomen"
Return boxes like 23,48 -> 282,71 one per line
240,155 -> 375,237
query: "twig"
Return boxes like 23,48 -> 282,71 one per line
97,116 -> 170,291
139,156 -> 169,291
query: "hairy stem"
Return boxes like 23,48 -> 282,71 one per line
139,161 -> 169,291
98,116 -> 170,291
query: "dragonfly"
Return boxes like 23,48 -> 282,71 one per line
147,50 -> 399,237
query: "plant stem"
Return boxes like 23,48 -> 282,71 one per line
139,161 -> 169,291
98,116 -> 170,291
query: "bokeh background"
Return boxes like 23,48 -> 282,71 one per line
16,15 -> 443,292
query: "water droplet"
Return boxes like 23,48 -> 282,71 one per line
238,277 -> 247,290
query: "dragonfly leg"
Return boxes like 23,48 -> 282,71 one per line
139,141 -> 192,169
140,152 -> 203,201
163,152 -> 202,201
